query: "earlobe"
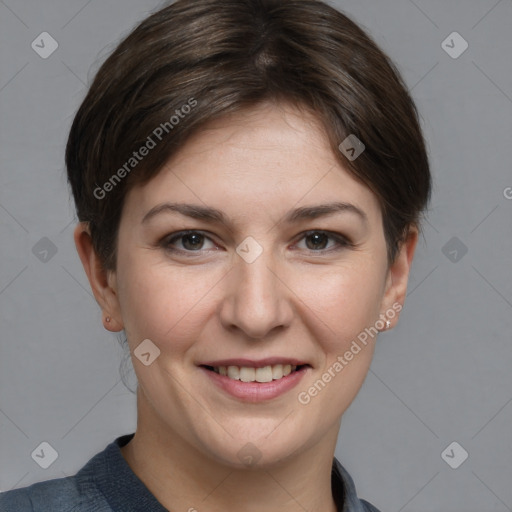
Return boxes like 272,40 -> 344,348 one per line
73,222 -> 124,332
103,312 -> 123,332
380,226 -> 419,329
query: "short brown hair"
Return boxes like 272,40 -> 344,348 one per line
66,0 -> 431,270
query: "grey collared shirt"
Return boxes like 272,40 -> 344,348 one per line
0,434 -> 381,511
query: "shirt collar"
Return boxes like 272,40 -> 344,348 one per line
332,457 -> 373,512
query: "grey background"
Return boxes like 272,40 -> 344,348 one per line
0,0 -> 511,510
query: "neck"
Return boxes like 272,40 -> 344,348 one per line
120,388 -> 341,512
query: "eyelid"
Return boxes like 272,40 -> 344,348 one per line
161,229 -> 353,255
291,230 -> 354,253
162,230 -> 218,253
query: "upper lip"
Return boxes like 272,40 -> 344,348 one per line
199,358 -> 309,368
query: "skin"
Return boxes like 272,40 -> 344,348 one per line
74,101 -> 418,512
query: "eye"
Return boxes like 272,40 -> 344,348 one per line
160,229 -> 352,257
295,230 -> 352,252
162,231 -> 217,254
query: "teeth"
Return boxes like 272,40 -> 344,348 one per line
214,364 -> 299,382
239,367 -> 255,382
255,366 -> 273,382
227,366 -> 239,379
272,364 -> 283,379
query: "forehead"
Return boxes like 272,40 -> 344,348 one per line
182,102 -> 335,164
122,102 -> 382,227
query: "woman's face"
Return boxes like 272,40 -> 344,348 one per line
95,102 -> 415,467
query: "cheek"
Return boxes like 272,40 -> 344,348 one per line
298,268 -> 381,413
117,255 -> 221,351
295,262 -> 384,343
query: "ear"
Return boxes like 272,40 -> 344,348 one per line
378,226 -> 419,329
73,222 -> 124,332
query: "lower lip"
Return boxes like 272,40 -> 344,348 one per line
200,366 -> 309,402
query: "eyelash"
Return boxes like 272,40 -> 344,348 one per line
160,230 -> 353,257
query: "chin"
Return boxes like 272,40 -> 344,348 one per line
197,422 -> 312,470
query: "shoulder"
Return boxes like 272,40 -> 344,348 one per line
0,475 -> 105,512
0,439 -> 119,512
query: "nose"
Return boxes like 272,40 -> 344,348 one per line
218,246 -> 294,340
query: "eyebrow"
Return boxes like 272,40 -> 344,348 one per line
141,201 -> 368,226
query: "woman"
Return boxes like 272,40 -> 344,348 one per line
0,0 -> 430,510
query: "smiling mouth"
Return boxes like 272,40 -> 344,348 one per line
201,364 -> 309,383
